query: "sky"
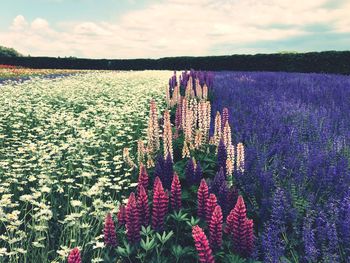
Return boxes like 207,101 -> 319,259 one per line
0,0 -> 349,59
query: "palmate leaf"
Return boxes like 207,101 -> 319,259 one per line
156,230 -> 174,244
170,210 -> 189,222
140,236 -> 156,251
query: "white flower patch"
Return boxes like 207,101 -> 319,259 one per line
0,70 -> 170,261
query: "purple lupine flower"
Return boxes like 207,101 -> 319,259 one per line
262,223 -> 285,263
302,215 -> 319,262
324,222 -> 340,262
217,139 -> 227,176
339,190 -> 350,257
185,158 -> 195,185
271,187 -> 288,230
154,154 -> 164,182
210,167 -> 225,196
194,161 -> 203,185
226,186 -> 238,215
218,181 -> 229,217
163,154 -> 174,190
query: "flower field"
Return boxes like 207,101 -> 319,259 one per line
211,72 -> 350,262
0,65 -> 81,84
0,70 -> 349,263
0,71 -> 169,262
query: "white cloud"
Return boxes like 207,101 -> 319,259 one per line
10,15 -> 28,31
31,18 -> 50,30
0,0 -> 349,58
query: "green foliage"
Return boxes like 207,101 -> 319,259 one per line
1,51 -> 350,74
0,45 -> 22,57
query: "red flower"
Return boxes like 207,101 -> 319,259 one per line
170,173 -> 182,210
192,225 -> 215,263
152,177 -> 169,231
153,176 -> 161,193
67,247 -> 81,263
104,213 -> 117,247
117,204 -> 127,226
198,179 -> 209,219
137,185 -> 150,226
225,195 -> 254,257
126,192 -> 141,243
209,205 -> 223,250
244,219 -> 254,257
137,163 -> 149,193
205,193 -> 217,224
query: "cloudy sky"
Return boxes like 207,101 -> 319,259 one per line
0,0 -> 349,58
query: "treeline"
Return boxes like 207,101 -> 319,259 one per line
1,51 -> 350,74
0,45 -> 22,57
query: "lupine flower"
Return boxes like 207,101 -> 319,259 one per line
126,192 -> 141,243
171,85 -> 180,107
198,100 -> 211,144
147,99 -> 160,159
152,178 -> 169,231
185,100 -> 194,143
181,97 -> 188,130
226,196 -> 254,257
195,78 -> 203,99
226,144 -> 235,179
198,179 -> 209,219
222,122 -> 232,150
137,139 -> 146,164
226,186 -> 238,214
325,221 -> 340,262
185,158 -> 196,185
244,219 -> 254,257
210,167 -> 225,196
202,84 -> 208,100
191,98 -> 198,129
262,223 -> 285,263
146,148 -> 155,168
217,139 -> 227,176
236,142 -> 245,173
206,193 -> 218,224
192,225 -> 215,263
137,163 -> 149,194
339,191 -> 350,256
194,161 -> 203,185
154,154 -> 165,181
123,147 -> 135,168
117,204 -> 127,227
221,108 -> 229,132
175,98 -> 182,130
163,154 -> 174,190
209,205 -> 223,250
218,181 -> 229,217
271,187 -> 289,230
104,213 -> 117,247
166,83 -> 171,106
163,109 -> 173,160
137,185 -> 150,226
153,176 -> 161,193
171,173 -> 182,211
194,130 -> 202,149
302,215 -> 319,262
185,79 -> 193,98
204,101 -> 211,142
198,101 -> 206,140
213,111 -> 221,145
182,140 -> 190,158
67,247 -> 81,263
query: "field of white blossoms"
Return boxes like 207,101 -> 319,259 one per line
0,71 -> 170,262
